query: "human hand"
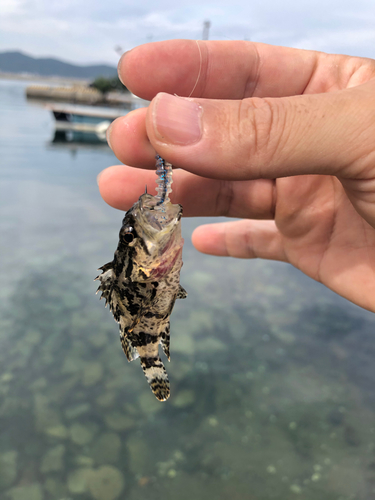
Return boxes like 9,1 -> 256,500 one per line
98,40 -> 375,312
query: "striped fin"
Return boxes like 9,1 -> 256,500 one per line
120,330 -> 139,362
177,285 -> 187,299
160,321 -> 171,361
140,356 -> 170,401
95,262 -> 114,305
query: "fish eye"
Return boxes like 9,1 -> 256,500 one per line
124,228 -> 134,243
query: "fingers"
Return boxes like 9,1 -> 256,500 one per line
142,84 -> 375,181
98,165 -> 275,218
192,220 -> 287,261
119,40 -> 323,100
106,108 -> 155,169
108,82 -> 375,183
108,80 -> 375,185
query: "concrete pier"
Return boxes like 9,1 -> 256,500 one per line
26,84 -> 134,108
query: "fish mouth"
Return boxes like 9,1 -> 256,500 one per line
138,194 -> 181,230
133,194 -> 184,280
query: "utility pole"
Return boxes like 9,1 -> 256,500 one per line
114,46 -> 123,56
202,20 -> 211,40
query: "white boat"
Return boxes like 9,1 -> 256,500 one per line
47,96 -> 149,142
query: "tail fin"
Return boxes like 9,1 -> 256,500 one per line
140,356 -> 170,401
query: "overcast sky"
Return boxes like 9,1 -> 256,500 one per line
2,0 -> 375,65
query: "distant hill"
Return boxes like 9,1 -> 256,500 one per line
0,51 -> 117,79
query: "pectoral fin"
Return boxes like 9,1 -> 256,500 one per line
120,330 -> 139,362
177,285 -> 187,299
95,262 -> 115,306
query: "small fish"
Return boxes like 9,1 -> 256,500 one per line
95,156 -> 187,401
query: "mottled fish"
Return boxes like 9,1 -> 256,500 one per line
95,156 -> 186,401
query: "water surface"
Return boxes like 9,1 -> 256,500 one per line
1,79 -> 375,500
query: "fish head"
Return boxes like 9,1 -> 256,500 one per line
119,193 -> 184,282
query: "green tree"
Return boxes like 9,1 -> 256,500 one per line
90,76 -> 128,95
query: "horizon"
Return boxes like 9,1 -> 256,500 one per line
0,49 -> 117,68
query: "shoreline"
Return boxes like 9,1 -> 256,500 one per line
0,72 -> 142,108
0,72 -> 89,85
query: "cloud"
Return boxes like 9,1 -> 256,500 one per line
1,0 -> 375,63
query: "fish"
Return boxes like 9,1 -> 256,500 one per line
95,156 -> 187,401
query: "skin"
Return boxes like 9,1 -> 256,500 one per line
98,40 -> 375,313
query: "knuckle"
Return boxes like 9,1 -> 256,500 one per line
233,98 -> 286,178
215,180 -> 234,217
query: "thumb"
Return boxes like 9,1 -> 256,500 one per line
145,85 -> 375,181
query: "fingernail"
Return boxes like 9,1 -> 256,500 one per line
117,51 -> 130,86
153,93 -> 202,145
97,170 -> 103,186
106,122 -> 113,150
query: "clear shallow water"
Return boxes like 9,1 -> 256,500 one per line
1,79 -> 375,500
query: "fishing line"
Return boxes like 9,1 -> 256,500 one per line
187,40 -> 203,98
174,39 -> 203,99
157,40 -> 203,200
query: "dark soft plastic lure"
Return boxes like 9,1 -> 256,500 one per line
95,156 -> 186,401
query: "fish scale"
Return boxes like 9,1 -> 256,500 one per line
95,156 -> 187,401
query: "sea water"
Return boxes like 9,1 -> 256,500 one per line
1,79 -> 375,500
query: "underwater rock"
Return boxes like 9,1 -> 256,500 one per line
270,325 -> 296,344
24,329 -> 42,345
126,435 -> 150,475
0,384 -> 10,397
67,467 -> 94,494
43,478 -> 67,498
104,412 -> 135,431
0,373 -> 14,384
187,308 -> 214,335
65,403 -> 91,419
172,334 -> 195,355
228,314 -> 248,340
13,340 -> 33,360
167,360 -> 192,382
40,444 -> 65,473
171,389 -> 196,408
52,374 -> 80,402
61,291 -> 81,309
87,332 -> 108,348
95,392 -> 116,408
75,455 -> 95,467
185,270 -> 213,289
61,355 -> 86,375
33,393 -> 61,431
69,423 -> 97,445
157,459 -> 178,477
29,378 -> 47,391
87,465 -> 125,500
5,483 -> 43,500
45,425 -> 69,439
195,337 -> 226,353
0,450 -> 17,490
290,484 -> 302,494
82,362 -> 103,387
90,432 -> 121,465
138,391 -> 164,414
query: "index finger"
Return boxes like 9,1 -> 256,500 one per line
120,40 -> 321,100
98,165 -> 274,219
